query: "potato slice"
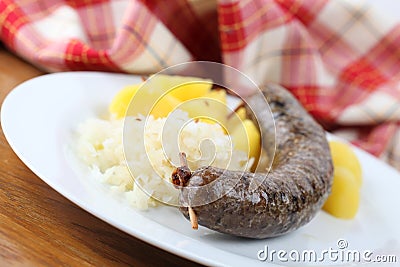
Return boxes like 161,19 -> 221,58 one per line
109,84 -> 141,118
109,75 -> 213,119
235,107 -> 247,121
180,89 -> 228,126
226,106 -> 246,133
323,167 -> 360,219
148,74 -> 212,101
329,141 -> 362,186
230,119 -> 261,161
151,94 -> 181,118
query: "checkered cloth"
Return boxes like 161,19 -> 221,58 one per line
1,0 -> 399,170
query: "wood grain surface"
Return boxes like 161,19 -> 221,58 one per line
0,47 -> 203,267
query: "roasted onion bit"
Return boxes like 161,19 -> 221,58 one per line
171,152 -> 198,230
171,152 -> 192,187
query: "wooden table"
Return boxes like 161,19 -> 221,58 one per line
0,47 -> 202,267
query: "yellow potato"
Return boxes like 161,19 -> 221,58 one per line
230,119 -> 261,161
323,167 -> 360,219
169,82 -> 212,101
110,86 -> 181,119
109,84 -> 141,118
109,75 -> 213,119
148,74 -> 212,101
225,107 -> 246,133
329,141 -> 362,186
204,89 -> 227,106
235,107 -> 247,121
180,89 -> 228,126
150,93 -> 181,118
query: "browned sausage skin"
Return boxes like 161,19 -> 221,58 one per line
178,84 -> 334,239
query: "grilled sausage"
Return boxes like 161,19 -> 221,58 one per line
177,84 -> 333,239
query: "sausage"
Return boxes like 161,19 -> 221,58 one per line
177,84 -> 334,239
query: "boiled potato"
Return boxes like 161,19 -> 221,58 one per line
226,106 -> 261,163
235,107 -> 247,121
109,75 -> 213,119
329,141 -> 362,186
180,89 -> 228,126
230,119 -> 261,161
147,74 -> 212,101
226,107 -> 246,133
109,84 -> 141,118
323,167 -> 360,219
151,94 -> 181,118
323,140 -> 362,219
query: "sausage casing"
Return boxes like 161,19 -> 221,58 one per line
179,84 -> 333,239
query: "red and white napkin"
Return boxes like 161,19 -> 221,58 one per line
1,0 -> 399,170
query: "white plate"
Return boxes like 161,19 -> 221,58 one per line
1,72 -> 400,266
